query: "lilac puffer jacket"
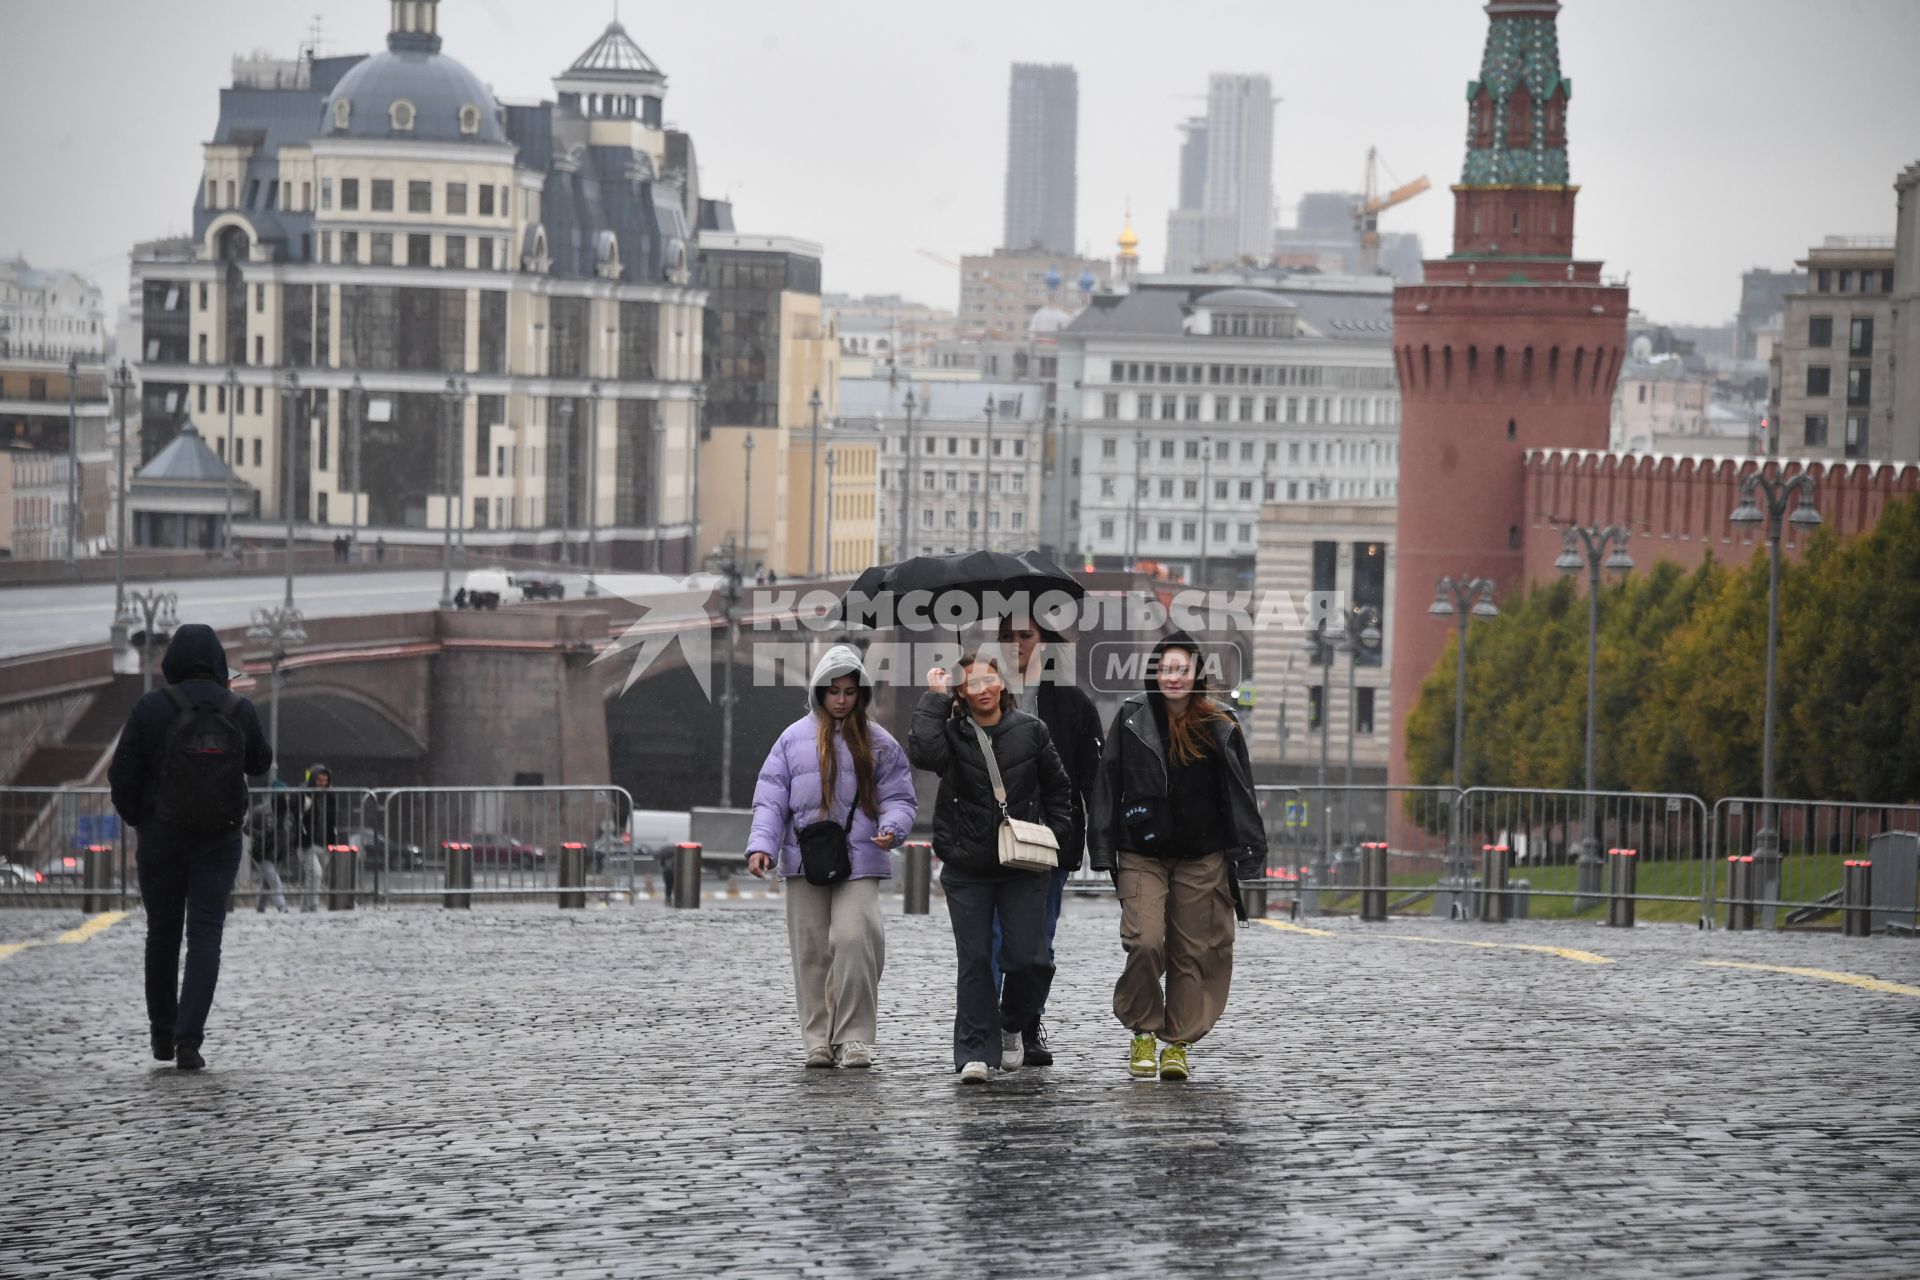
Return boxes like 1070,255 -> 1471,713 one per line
746,645 -> 918,879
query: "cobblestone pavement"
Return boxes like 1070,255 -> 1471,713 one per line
5,894 -> 1920,1278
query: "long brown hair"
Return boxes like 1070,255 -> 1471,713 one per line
951,650 -> 1014,719
1157,643 -> 1232,766
815,678 -> 879,821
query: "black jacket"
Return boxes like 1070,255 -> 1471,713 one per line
1087,693 -> 1268,877
906,690 -> 1074,876
108,624 -> 272,829
1029,681 -> 1104,870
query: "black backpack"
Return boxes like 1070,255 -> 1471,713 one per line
153,685 -> 249,832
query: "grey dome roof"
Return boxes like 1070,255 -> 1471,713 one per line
321,47 -> 505,145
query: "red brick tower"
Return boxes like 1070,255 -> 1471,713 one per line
1387,0 -> 1629,785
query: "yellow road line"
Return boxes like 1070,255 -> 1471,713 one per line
1254,919 -> 1337,938
0,941 -> 39,962
1700,960 -> 1920,999
55,911 -> 129,944
1376,933 -> 1615,966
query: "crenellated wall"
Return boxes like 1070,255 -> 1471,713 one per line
1520,450 -> 1920,584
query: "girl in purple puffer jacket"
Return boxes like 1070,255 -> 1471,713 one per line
747,644 -> 917,1070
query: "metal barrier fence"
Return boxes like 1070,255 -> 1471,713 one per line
1711,797 -> 1920,930
374,786 -> 639,903
1258,784 -> 1461,917
0,786 -> 130,907
1461,788 -> 1714,926
236,788 -> 381,912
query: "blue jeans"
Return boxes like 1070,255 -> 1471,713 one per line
136,826 -> 244,1050
992,865 -> 1071,1030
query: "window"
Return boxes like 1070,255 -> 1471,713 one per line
1012,512 -> 1024,531
341,178 -> 359,210
197,384 -> 207,412
1637,384 -> 1647,403
391,100 -> 416,132
340,231 -> 359,263
479,185 -> 495,217
254,335 -> 264,363
317,416 -> 329,471
1238,397 -> 1254,422
408,180 -> 431,213
1100,478 -> 1116,498
408,234 -> 431,266
1804,415 -> 1828,447
1159,440 -> 1175,459
333,98 -> 351,130
1239,481 -> 1253,500
1181,522 -> 1197,542
1839,270 -> 1854,293
370,179 -> 393,212
1183,480 -> 1198,499
1809,316 -> 1833,347
1159,396 -> 1176,421
1849,317 -> 1874,356
447,183 -> 468,215
1101,437 -> 1117,459
1264,397 -> 1278,422
970,439 -> 981,457
320,178 -> 333,210
1183,396 -> 1201,421
1159,479 -> 1173,499
252,438 -> 262,466
446,236 -> 466,269
1356,688 -> 1375,735
1266,441 -> 1278,462
1287,481 -> 1299,500
254,388 -> 263,414
301,181 -> 311,210
370,233 -> 394,265
1184,441 -> 1200,460
1238,523 -> 1252,542
1845,414 -> 1868,458
460,105 -> 481,135
1805,366 -> 1830,397
1103,393 -> 1120,418
1135,394 -> 1152,418
478,239 -> 494,270
1847,367 -> 1871,406
1263,481 -> 1276,501
197,334 -> 208,362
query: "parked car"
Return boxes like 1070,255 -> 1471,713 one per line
466,833 -> 546,869
38,853 -> 86,884
344,828 -> 426,871
460,569 -> 511,610
1,863 -> 43,888
514,572 -> 566,602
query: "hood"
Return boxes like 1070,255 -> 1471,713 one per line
161,623 -> 230,687
1145,629 -> 1210,699
808,643 -> 872,713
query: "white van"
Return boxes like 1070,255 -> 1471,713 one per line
460,568 -> 511,610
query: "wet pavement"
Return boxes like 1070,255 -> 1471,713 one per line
5,895 -> 1920,1278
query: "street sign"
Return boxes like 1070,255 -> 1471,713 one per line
1283,799 -> 1309,828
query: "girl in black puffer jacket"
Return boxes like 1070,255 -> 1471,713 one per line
907,651 -> 1073,1083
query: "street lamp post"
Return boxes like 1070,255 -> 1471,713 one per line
1429,575 -> 1499,886
279,369 -> 301,610
901,388 -> 918,560
806,387 -> 823,576
584,382 -> 601,597
1555,523 -> 1635,905
718,556 -> 742,805
982,394 -> 995,552
650,402 -> 666,575
1336,603 -> 1382,845
110,361 -> 133,622
221,366 -> 240,565
1730,469 -> 1821,926
1127,430 -> 1144,564
1056,409 -> 1072,563
824,447 -> 837,577
64,356 -> 79,575
122,589 -> 178,694
689,385 -> 704,571
1198,436 -> 1212,587
555,398 -> 573,566
247,605 -> 307,784
348,375 -> 364,563
740,432 -> 755,574
437,377 -> 466,607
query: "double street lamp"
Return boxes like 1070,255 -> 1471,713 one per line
110,360 -> 134,623
247,605 -> 307,784
1556,524 -> 1634,903
121,589 -> 178,694
1429,575 -> 1499,882
438,376 -> 468,608
1730,469 -> 1821,925
1306,603 -> 1381,875
278,369 -> 305,611
823,447 -> 837,577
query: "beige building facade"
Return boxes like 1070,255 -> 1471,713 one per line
1772,237 -> 1900,461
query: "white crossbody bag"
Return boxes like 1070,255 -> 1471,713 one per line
970,720 -> 1060,874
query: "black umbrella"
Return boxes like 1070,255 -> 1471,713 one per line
838,548 -> 1084,633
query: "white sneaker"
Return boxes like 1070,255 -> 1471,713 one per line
959,1060 -> 990,1084
838,1042 -> 872,1069
804,1046 -> 835,1069
1000,1030 -> 1024,1072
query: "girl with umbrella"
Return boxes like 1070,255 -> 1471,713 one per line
908,651 -> 1074,1083
1088,630 -> 1268,1080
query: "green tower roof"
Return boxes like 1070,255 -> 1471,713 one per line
1462,1 -> 1572,187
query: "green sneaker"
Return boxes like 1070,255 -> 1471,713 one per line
1128,1032 -> 1158,1078
1159,1041 -> 1191,1081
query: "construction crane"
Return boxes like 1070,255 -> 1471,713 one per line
1353,147 -> 1430,276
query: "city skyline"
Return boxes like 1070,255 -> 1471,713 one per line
1,0 -> 1916,327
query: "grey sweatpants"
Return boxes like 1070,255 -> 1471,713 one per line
784,876 -> 886,1050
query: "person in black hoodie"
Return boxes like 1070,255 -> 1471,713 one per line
109,624 -> 272,1070
1088,630 -> 1267,1082
993,615 -> 1103,1068
907,651 -> 1073,1084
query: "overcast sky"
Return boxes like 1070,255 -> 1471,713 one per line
3,0 -> 1916,328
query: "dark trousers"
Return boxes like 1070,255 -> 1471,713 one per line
943,867 -> 1050,1070
992,864 -> 1071,1032
136,826 -> 244,1049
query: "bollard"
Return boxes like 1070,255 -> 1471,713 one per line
1606,848 -> 1638,928
669,842 -> 702,909
1359,843 -> 1388,923
81,843 -> 114,915
326,844 -> 357,911
1725,855 -> 1754,932
902,841 -> 933,915
1842,860 -> 1873,938
1241,871 -> 1269,920
558,842 -> 587,909
1478,844 -> 1509,924
444,841 -> 474,910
